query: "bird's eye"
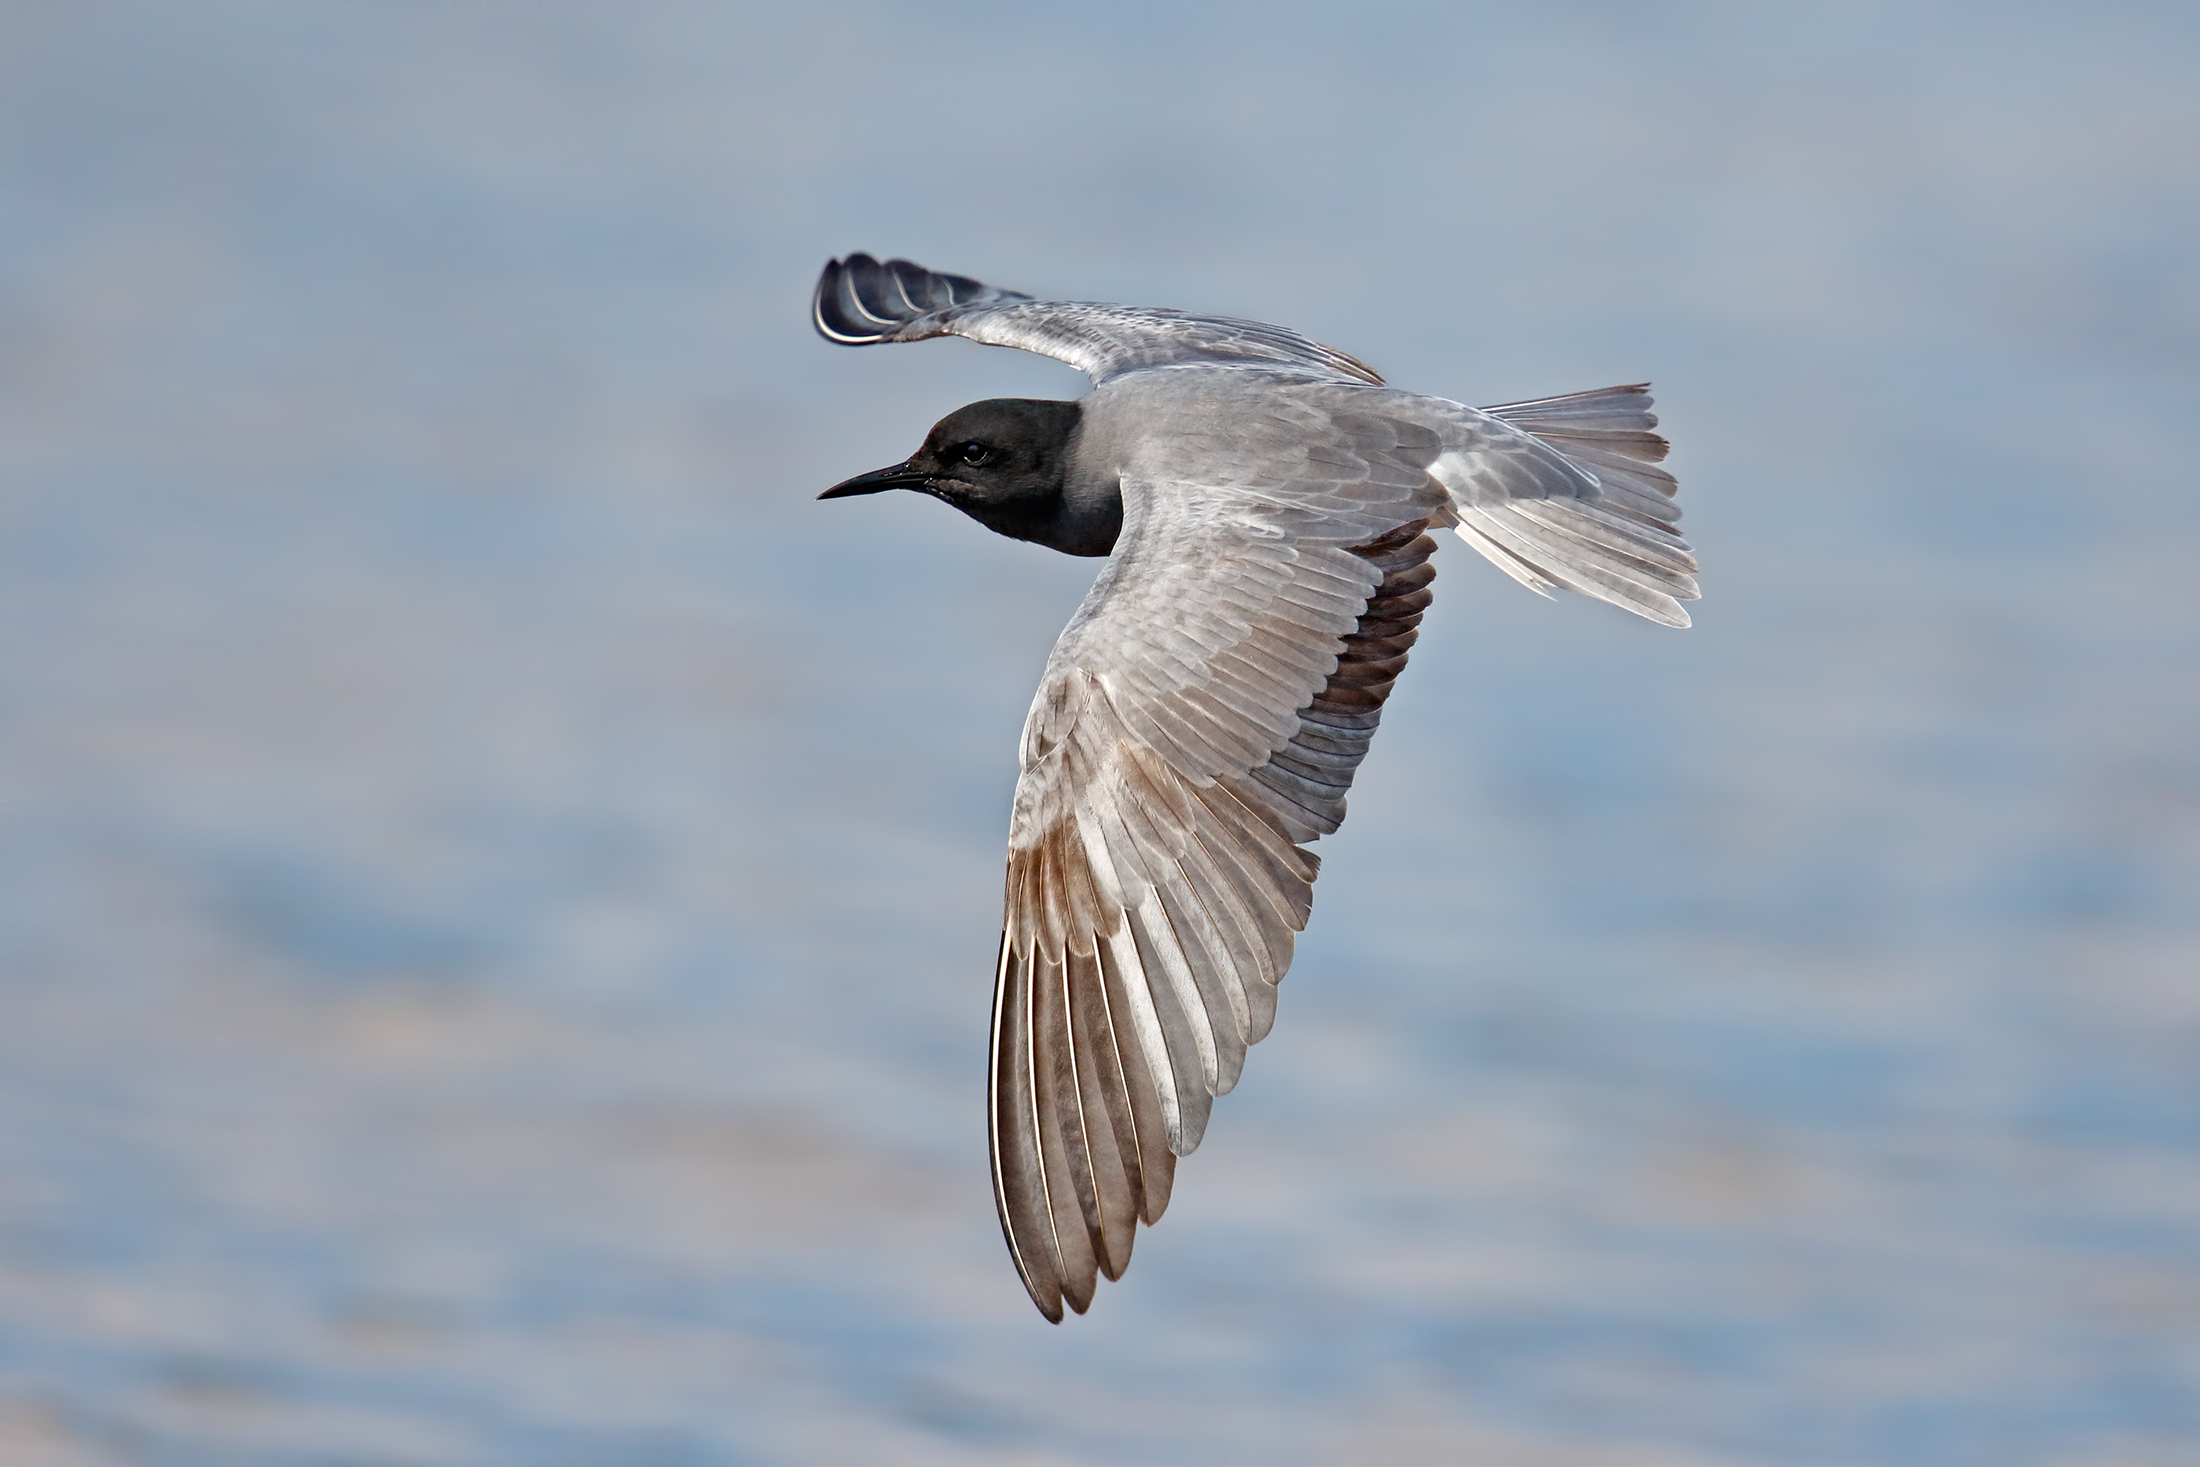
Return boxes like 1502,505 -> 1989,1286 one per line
956,442 -> 991,466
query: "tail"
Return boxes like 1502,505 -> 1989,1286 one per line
1482,383 -> 1681,528
1448,384 -> 1699,628
812,253 -> 1030,344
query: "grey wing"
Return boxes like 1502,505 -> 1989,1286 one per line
989,395 -> 1447,1321
813,253 -> 1385,386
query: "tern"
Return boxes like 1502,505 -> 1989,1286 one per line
814,254 -> 1698,1321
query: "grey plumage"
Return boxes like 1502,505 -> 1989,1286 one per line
813,255 -> 1699,1321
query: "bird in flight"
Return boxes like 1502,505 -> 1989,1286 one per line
813,254 -> 1697,1321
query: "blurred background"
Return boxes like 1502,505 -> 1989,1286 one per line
2,3 -> 2196,1463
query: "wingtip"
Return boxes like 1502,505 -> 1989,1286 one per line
1024,1275 -> 1066,1324
813,253 -> 1032,347
811,253 -> 888,345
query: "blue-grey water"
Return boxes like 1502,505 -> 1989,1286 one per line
2,4 -> 2197,1464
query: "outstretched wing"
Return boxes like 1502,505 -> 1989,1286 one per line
814,253 -> 1385,387
990,384 -> 1447,1320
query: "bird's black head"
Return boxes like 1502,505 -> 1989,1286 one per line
820,397 -> 1115,556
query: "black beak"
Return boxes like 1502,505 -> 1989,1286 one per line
819,461 -> 931,500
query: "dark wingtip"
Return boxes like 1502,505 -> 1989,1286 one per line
1025,1275 -> 1065,1324
812,253 -> 888,344
812,254 -> 1031,346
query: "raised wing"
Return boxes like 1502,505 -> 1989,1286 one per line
814,253 -> 1385,387
991,386 -> 1447,1320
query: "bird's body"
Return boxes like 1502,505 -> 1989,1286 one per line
814,255 -> 1697,1321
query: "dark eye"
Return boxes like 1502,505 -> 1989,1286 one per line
956,441 -> 991,466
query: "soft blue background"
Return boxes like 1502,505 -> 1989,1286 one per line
2,4 -> 2196,1464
